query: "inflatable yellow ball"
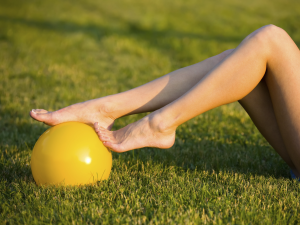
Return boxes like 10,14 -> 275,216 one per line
31,122 -> 112,186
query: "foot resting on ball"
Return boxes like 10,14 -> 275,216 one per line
30,98 -> 117,130
94,114 -> 176,152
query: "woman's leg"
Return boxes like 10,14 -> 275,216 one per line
239,79 -> 298,175
30,50 -> 232,129
97,25 -> 300,176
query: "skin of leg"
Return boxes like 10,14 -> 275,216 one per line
97,25 -> 272,151
97,24 -> 300,176
30,49 -> 233,129
261,28 -> 300,176
97,78 -> 297,166
239,78 -> 298,175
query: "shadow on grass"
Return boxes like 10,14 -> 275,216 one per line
0,106 -> 47,184
1,10 -> 299,62
0,7 -> 243,62
117,137 -> 288,180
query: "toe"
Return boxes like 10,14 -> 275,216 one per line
96,131 -> 101,140
99,135 -> 110,141
32,109 -> 48,113
94,122 -> 99,130
98,127 -> 110,136
30,109 -> 48,120
30,109 -> 57,126
99,126 -> 106,132
97,129 -> 117,144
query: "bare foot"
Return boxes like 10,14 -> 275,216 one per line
94,114 -> 176,152
29,98 -> 118,130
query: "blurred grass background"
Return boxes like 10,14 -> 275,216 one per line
0,0 -> 300,224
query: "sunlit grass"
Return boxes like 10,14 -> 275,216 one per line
1,0 -> 300,224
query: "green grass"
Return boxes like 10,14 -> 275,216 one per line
1,0 -> 300,224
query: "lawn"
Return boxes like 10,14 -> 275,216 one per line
1,0 -> 300,224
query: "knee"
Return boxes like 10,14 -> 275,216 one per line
252,24 -> 290,49
244,24 -> 291,58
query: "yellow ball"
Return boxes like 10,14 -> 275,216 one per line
31,122 -> 112,186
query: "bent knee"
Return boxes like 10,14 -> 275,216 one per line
244,24 -> 292,57
253,24 -> 291,48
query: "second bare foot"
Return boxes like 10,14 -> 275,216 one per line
94,114 -> 176,152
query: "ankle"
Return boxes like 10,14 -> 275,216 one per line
148,111 -> 177,134
97,97 -> 121,120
